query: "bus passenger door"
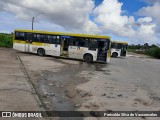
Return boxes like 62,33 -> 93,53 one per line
121,44 -> 127,56
25,33 -> 33,53
60,36 -> 69,57
97,40 -> 108,62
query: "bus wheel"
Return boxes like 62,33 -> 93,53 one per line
84,54 -> 93,63
112,52 -> 118,58
37,48 -> 45,56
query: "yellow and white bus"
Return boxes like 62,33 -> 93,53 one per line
13,29 -> 111,63
111,41 -> 128,57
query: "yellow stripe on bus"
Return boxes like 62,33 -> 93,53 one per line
13,40 -> 26,44
32,42 -> 44,46
13,40 -> 50,47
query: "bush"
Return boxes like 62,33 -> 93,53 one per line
144,47 -> 160,59
0,34 -> 13,47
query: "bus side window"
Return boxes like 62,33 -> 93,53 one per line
78,37 -> 85,47
112,43 -> 118,49
35,34 -> 45,43
47,35 -> 58,44
40,35 -> 46,43
89,39 -> 97,48
47,35 -> 53,44
117,44 -> 122,49
33,34 -> 38,42
25,33 -> 33,41
85,38 -> 89,47
72,37 -> 86,47
35,34 -> 40,42
56,36 -> 60,44
68,38 -> 73,46
72,37 -> 77,46
15,32 -> 25,40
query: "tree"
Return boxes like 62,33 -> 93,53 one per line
143,43 -> 149,50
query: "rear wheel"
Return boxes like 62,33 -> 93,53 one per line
112,52 -> 118,58
83,54 -> 93,63
37,48 -> 45,56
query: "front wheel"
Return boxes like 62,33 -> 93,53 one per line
83,54 -> 93,63
112,52 -> 118,58
37,48 -> 45,56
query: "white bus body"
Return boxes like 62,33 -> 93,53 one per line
111,41 -> 128,58
13,30 -> 111,63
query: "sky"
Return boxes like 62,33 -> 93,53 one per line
0,0 -> 160,45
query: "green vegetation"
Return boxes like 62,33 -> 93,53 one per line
144,47 -> 160,59
0,33 -> 13,47
128,43 -> 160,59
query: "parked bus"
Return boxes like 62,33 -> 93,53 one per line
13,29 -> 111,63
111,41 -> 128,57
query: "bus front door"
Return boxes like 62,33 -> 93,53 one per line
97,41 -> 107,62
25,33 -> 33,53
120,44 -> 127,56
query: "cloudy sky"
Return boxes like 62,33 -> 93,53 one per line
0,0 -> 160,45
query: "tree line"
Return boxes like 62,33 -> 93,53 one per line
128,43 -> 160,59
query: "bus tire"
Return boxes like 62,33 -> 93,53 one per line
37,48 -> 45,56
83,54 -> 93,63
112,52 -> 118,58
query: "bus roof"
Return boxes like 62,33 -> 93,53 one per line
15,29 -> 110,40
112,41 -> 128,44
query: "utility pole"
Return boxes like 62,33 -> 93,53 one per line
32,13 -> 41,30
32,17 -> 34,30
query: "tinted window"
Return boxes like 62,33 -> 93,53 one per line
89,39 -> 98,48
33,34 -> 47,43
47,35 -> 55,44
15,32 -> 25,40
25,33 -> 33,41
48,35 -> 61,44
72,37 -> 88,47
111,43 -> 122,49
56,36 -> 61,44
117,44 -> 122,49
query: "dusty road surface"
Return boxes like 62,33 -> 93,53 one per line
16,50 -> 160,120
0,48 -> 45,120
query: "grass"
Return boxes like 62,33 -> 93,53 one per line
0,33 -> 13,47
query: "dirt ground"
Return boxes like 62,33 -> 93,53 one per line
14,50 -> 160,120
0,48 -> 45,120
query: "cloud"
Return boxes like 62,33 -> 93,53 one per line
93,0 -> 135,37
137,2 -> 160,25
0,0 -> 159,44
137,17 -> 153,23
136,1 -> 160,44
0,0 -> 96,31
92,0 -> 159,44
134,22 -> 157,43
